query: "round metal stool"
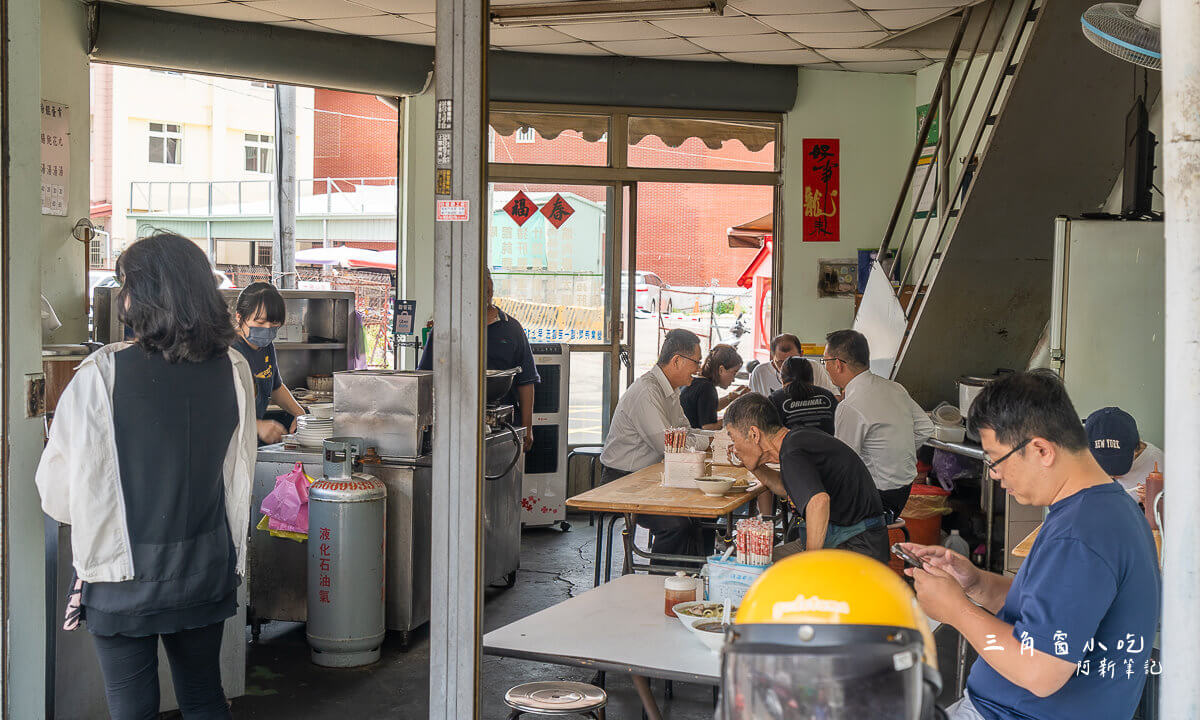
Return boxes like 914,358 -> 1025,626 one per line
503,681 -> 607,719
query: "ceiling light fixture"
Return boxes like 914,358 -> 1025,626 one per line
491,0 -> 727,27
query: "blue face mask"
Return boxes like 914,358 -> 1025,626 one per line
245,326 -> 279,347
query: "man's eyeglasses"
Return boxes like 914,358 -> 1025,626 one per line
820,356 -> 845,366
675,353 -> 701,367
984,438 -> 1032,474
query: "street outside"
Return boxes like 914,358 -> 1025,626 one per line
566,313 -> 754,446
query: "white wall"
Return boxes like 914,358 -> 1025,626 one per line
779,68 -> 917,344
40,0 -> 91,343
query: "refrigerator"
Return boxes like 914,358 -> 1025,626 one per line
1050,217 -> 1164,446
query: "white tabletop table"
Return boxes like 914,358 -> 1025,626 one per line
484,574 -> 718,719
483,570 -> 944,719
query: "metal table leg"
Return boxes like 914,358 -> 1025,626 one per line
632,675 -> 665,720
623,514 -> 637,576
594,512 -> 606,588
604,514 -> 620,584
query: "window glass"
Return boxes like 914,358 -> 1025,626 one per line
627,116 -> 778,172
489,111 -> 608,167
487,182 -> 610,344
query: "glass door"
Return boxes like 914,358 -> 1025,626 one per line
484,180 -> 620,446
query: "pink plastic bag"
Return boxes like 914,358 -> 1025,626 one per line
260,462 -> 311,534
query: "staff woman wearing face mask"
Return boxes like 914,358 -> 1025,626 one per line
231,282 -> 306,445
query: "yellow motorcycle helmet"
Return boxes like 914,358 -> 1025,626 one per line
720,550 -> 942,720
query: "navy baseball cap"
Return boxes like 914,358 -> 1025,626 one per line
1085,407 -> 1139,476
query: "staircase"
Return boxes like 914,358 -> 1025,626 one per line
872,0 -> 1143,406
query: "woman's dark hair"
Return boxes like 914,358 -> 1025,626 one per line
700,344 -> 743,384
780,356 -> 821,403
967,369 -> 1088,451
235,281 -> 287,325
116,232 -> 236,363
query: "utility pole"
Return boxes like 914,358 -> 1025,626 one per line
273,84 -> 297,288
428,1 -> 487,719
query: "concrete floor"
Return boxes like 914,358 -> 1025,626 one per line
232,519 -> 719,720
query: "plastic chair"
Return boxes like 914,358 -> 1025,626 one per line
504,681 -> 607,719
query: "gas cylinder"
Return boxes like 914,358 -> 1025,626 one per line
306,437 -> 387,668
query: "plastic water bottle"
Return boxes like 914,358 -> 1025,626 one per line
944,529 -> 970,557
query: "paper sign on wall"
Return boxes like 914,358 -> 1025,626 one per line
436,200 -> 469,222
41,100 -> 69,217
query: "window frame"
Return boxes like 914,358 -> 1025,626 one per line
244,132 -> 275,174
148,121 -> 183,165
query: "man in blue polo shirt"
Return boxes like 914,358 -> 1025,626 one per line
900,370 -> 1160,719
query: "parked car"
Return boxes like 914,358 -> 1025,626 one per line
628,270 -> 671,316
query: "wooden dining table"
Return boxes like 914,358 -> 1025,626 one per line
565,462 -> 768,585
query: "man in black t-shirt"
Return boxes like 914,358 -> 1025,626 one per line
724,393 -> 889,563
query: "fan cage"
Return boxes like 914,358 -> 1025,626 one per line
1082,3 -> 1162,70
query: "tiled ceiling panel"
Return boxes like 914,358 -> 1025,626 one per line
757,12 -> 883,33
105,0 -> 974,73
552,21 -> 673,41
788,30 -> 889,47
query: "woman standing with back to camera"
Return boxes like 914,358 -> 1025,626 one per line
36,232 -> 256,719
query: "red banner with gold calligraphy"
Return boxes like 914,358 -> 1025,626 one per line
802,139 -> 840,242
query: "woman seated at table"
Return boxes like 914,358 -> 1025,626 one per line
680,344 -> 747,430
769,356 -> 839,435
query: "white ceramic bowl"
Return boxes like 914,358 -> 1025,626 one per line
688,620 -> 728,653
694,476 -> 735,497
672,601 -> 736,630
307,403 -> 333,419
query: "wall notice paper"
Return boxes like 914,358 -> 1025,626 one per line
41,100 -> 69,216
436,200 -> 469,222
853,260 -> 907,378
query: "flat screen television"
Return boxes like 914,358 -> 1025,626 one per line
1122,96 -> 1155,219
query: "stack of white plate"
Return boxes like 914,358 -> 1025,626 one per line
295,415 -> 334,448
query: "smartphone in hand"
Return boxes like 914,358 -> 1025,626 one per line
891,543 -> 925,570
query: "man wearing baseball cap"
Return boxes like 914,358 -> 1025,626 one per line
1085,407 -> 1163,503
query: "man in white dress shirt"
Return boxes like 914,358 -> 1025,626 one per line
822,329 -> 934,521
748,332 -> 838,396
601,329 -> 706,558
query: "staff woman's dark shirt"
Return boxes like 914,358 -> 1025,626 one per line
232,336 -> 281,419
417,309 -> 540,410
680,376 -> 718,429
769,385 -> 838,435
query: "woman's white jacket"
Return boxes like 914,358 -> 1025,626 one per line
35,342 -> 256,582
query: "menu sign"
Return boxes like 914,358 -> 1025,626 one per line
41,100 -> 69,217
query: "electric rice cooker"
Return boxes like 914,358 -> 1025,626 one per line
957,369 -> 1014,437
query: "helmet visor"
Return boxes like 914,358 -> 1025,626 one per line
721,644 -> 923,720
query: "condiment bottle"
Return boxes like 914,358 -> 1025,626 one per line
1145,462 -> 1164,531
664,571 -> 697,617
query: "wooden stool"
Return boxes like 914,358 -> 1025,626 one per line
504,681 -> 607,719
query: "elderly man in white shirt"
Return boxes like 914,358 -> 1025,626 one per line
601,329 -> 707,558
748,332 -> 838,396
822,329 -> 935,521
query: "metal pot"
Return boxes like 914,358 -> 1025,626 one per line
486,367 -> 520,404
